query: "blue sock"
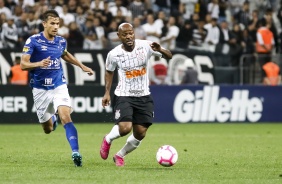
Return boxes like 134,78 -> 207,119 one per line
64,122 -> 79,153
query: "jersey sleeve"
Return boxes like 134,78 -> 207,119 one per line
105,51 -> 117,71
22,37 -> 34,55
62,38 -> 68,55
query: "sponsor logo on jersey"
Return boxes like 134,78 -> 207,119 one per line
125,67 -> 146,79
173,86 -> 263,123
129,89 -> 144,94
23,46 -> 29,52
41,46 -> 47,51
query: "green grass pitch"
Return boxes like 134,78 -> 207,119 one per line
0,123 -> 282,184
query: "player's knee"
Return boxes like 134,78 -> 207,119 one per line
119,125 -> 132,136
59,114 -> 72,124
118,117 -> 133,136
43,128 -> 52,134
134,132 -> 146,140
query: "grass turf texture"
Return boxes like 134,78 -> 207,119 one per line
0,123 -> 281,184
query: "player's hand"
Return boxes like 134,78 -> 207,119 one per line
82,66 -> 94,76
102,94 -> 111,108
150,42 -> 161,52
40,56 -> 51,68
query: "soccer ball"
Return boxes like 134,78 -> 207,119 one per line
156,145 -> 178,167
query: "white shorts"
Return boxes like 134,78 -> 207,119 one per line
32,84 -> 73,123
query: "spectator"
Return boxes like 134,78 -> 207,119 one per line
67,21 -> 84,48
160,16 -> 180,50
75,6 -> 86,30
247,9 -> 259,42
93,17 -> 107,49
190,18 -> 207,47
219,20 -> 231,44
132,17 -> 146,40
113,7 -> 127,25
153,0 -> 171,16
1,16 -> 19,48
105,20 -> 120,48
194,0 -> 208,21
229,23 -> 243,66
207,0 -> 219,19
262,60 -> 281,86
241,28 -> 255,84
8,56 -> 28,85
261,8 -> 279,53
92,0 -> 105,22
90,0 -> 104,11
128,0 -> 146,20
48,0 -> 63,15
15,12 -> 29,48
0,0 -> 12,18
176,19 -> 193,49
277,0 -> 282,27
26,11 -> 41,36
233,1 -> 251,28
181,67 -> 199,84
179,0 -> 198,20
109,0 -> 131,22
256,18 -> 274,67
228,0 -> 245,16
204,17 -> 220,46
58,18 -> 69,39
67,0 -> 77,14
81,18 -> 98,50
218,0 -> 227,23
59,5 -> 75,26
99,1 -> 114,27
142,14 -> 162,42
154,11 -> 166,30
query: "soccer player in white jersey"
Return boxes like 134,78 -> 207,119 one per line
100,23 -> 172,166
20,10 -> 94,167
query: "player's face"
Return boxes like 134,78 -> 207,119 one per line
118,27 -> 135,48
43,16 -> 60,37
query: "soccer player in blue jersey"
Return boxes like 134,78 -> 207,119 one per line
20,10 -> 94,167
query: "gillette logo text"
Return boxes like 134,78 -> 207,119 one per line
173,86 -> 263,123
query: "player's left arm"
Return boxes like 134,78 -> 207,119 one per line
61,51 -> 94,76
150,42 -> 172,59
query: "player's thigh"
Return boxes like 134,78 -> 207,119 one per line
132,95 -> 154,127
32,88 -> 55,123
53,85 -> 73,124
113,96 -> 133,123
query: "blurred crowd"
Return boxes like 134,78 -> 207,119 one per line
1,0 -> 282,85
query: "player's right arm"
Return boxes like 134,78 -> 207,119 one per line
20,55 -> 51,71
102,51 -> 116,108
102,70 -> 114,108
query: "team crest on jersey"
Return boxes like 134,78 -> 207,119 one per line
23,46 -> 29,52
115,109 -> 121,120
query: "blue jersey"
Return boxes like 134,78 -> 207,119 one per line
22,32 -> 67,90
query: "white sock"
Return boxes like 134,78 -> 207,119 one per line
117,134 -> 141,158
105,125 -> 120,144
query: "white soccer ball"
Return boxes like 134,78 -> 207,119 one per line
156,145 -> 178,167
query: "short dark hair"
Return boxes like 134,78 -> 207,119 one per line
42,10 -> 59,22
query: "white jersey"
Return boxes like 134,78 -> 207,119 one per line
106,39 -> 162,97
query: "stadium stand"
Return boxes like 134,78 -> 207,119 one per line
0,0 -> 281,85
